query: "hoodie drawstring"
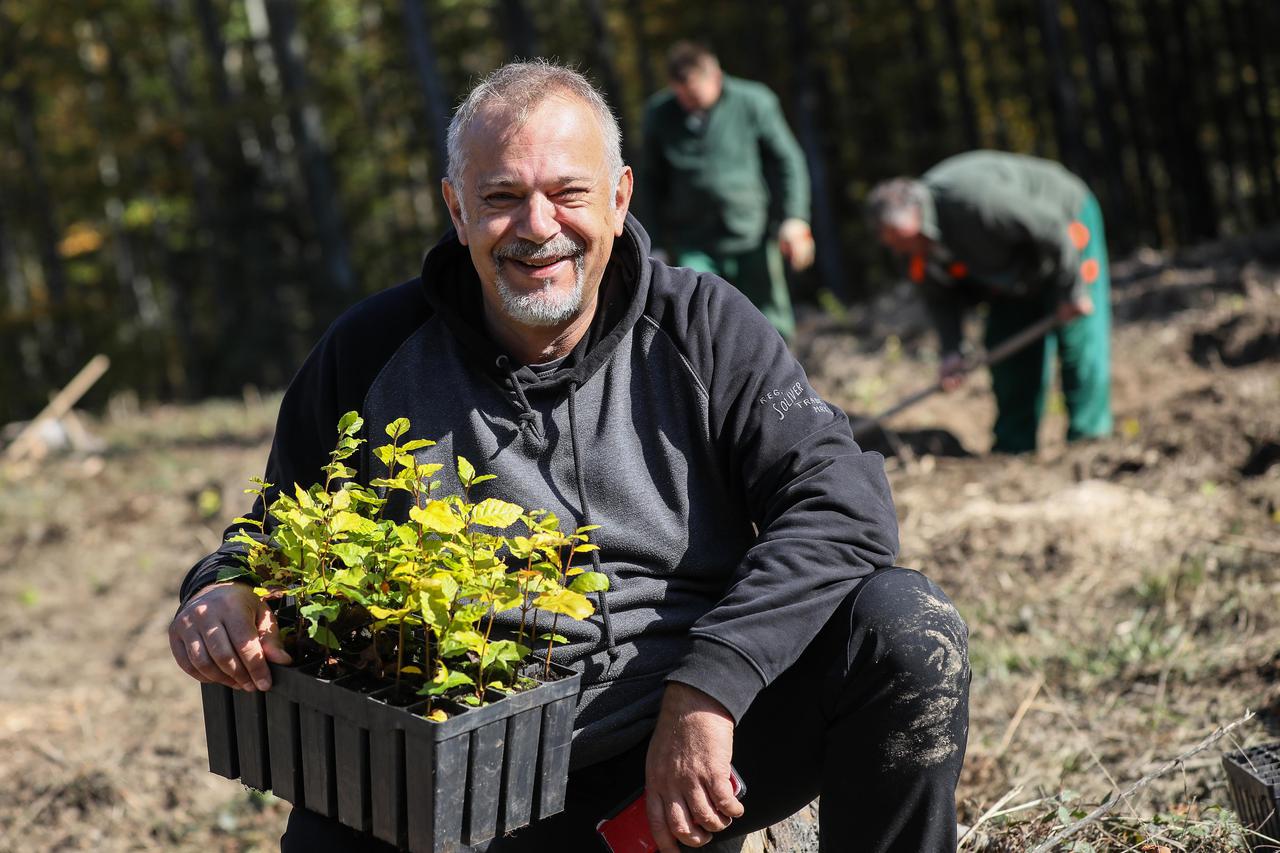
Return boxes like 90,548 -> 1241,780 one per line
567,380 -> 619,662
495,355 -> 540,433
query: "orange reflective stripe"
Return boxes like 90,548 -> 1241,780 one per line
909,254 -> 926,283
1068,221 -> 1090,250
948,261 -> 968,279
1080,258 -> 1100,284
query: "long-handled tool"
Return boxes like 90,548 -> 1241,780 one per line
851,312 -> 1064,440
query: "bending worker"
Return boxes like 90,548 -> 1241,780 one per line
867,150 -> 1112,454
637,41 -> 814,341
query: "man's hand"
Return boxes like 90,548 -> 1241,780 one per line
1056,294 -> 1094,322
778,218 -> 815,272
168,581 -> 291,692
644,682 -> 743,851
938,352 -> 967,392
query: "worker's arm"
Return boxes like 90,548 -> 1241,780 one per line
754,88 -> 814,270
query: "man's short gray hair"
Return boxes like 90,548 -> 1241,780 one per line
865,177 -> 929,229
446,60 -> 624,195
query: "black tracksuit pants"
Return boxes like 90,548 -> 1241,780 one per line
280,567 -> 971,853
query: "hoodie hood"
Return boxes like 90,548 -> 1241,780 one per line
418,213 -> 653,395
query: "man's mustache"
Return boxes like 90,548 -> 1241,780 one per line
494,234 -> 585,263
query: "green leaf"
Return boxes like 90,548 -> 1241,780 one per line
457,455 -> 476,485
385,417 -> 411,439
337,411 -> 363,437
300,600 -> 341,623
533,588 -> 594,620
482,639 -> 530,670
538,633 -> 568,644
330,542 -> 369,568
400,439 -> 435,452
216,565 -> 253,583
311,625 -> 341,650
374,445 -> 396,466
471,498 -> 523,528
440,629 -> 486,657
569,572 -> 610,594
471,474 -> 496,485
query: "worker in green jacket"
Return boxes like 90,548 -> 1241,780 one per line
636,42 -> 814,341
867,151 -> 1112,453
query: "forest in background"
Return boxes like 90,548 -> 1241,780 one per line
2,0 -> 1278,423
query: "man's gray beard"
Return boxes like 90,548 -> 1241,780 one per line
493,236 -> 588,327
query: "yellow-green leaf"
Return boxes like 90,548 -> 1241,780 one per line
534,588 -> 594,620
457,455 -> 476,484
385,417 -> 411,439
411,501 -> 464,534
471,498 -> 523,528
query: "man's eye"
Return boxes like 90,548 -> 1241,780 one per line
485,193 -> 517,203
556,188 -> 587,200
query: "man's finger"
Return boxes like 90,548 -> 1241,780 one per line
168,628 -> 201,682
710,774 -> 746,820
180,630 -> 240,689
225,613 -> 272,691
645,789 -> 682,853
686,783 -> 732,832
665,797 -> 711,847
201,621 -> 252,689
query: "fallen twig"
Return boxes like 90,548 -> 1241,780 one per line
1028,711 -> 1255,852
997,674 -> 1044,756
958,785 -> 1024,848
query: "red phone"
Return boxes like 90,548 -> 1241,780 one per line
596,766 -> 746,853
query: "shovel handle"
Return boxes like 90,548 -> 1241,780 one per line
851,313 -> 1064,439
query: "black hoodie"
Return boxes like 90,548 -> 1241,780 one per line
181,214 -> 899,767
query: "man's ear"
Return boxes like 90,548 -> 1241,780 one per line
612,166 -> 634,236
441,180 -> 469,245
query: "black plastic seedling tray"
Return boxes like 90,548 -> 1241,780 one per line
200,661 -> 580,852
1223,742 -> 1280,851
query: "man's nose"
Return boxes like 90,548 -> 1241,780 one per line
517,193 -> 560,243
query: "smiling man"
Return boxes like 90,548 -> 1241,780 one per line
169,61 -> 970,853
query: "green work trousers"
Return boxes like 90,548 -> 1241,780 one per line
674,240 -> 795,341
985,193 -> 1112,453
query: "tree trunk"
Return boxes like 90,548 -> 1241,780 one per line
260,0 -> 357,294
401,0 -> 451,180
938,0 -> 981,150
497,0 -> 539,60
1072,0 -> 1132,237
784,0 -> 845,300
1240,0 -> 1280,215
1036,0 -> 1088,179
584,0 -> 632,156
1095,0 -> 1158,244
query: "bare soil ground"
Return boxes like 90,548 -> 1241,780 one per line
0,231 -> 1277,852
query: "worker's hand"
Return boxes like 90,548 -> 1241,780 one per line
168,581 -> 291,691
1056,294 -> 1094,322
644,682 -> 743,851
778,218 -> 815,272
939,352 -> 967,392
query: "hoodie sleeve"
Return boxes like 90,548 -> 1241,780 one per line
664,278 -> 899,721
